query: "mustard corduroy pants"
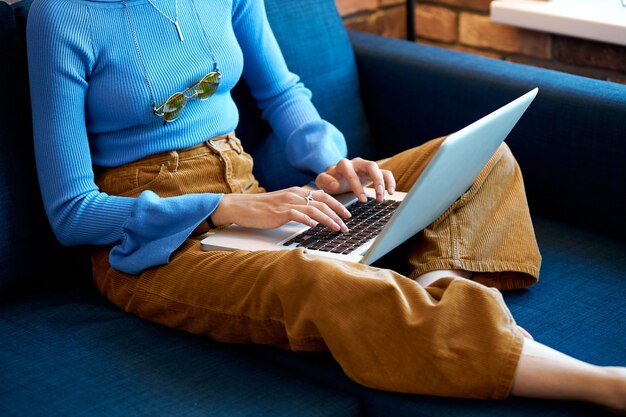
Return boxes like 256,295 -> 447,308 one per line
92,133 -> 541,399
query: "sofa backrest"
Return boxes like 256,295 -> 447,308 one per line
0,0 -> 89,299
235,0 -> 377,190
0,0 -> 375,297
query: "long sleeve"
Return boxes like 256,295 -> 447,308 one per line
26,0 -> 347,275
27,0 -> 220,274
232,0 -> 348,174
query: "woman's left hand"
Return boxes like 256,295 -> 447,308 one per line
315,157 -> 396,202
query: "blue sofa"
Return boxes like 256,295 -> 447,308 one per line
1,0 -> 625,416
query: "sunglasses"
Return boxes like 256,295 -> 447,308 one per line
153,70 -> 222,125
123,0 -> 222,125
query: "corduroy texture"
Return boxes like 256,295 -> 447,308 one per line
90,134 -> 541,399
381,140 -> 541,290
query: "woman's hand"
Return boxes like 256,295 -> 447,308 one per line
210,187 -> 350,232
315,157 -> 396,202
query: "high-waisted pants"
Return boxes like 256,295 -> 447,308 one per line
92,133 -> 542,399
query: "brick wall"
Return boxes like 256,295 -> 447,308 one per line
338,0 -> 626,85
3,0 -> 624,84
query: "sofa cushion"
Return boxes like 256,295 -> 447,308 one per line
0,1 -> 70,297
0,284 -> 362,417
234,0 -> 377,190
0,0 -> 91,299
349,30 -> 626,242
0,0 -> 20,295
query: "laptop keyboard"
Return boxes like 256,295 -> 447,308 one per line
282,197 -> 401,254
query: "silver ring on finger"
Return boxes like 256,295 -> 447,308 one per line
304,190 -> 314,206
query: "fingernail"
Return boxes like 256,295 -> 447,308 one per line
389,186 -> 395,194
360,193 -> 367,202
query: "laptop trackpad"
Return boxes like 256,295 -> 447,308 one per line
200,222 -> 307,252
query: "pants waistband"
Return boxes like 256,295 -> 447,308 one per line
94,132 -> 240,174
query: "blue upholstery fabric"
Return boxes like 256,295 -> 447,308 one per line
0,285 -> 362,417
0,0 -> 89,297
506,218 -> 626,365
234,0 -> 377,191
229,218 -> 626,417
0,0 -> 21,294
2,0 -> 626,415
349,30 -> 626,242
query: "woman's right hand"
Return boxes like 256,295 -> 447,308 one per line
210,187 -> 350,232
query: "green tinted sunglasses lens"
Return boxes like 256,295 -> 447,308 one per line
162,92 -> 186,122
197,72 -> 221,100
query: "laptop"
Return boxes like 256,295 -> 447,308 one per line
200,88 -> 538,265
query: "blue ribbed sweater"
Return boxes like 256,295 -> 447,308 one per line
26,0 -> 347,274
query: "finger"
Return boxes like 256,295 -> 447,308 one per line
300,204 -> 347,232
286,187 -> 315,205
357,160 -> 386,201
289,189 -> 349,232
303,191 -> 348,231
295,187 -> 313,204
312,190 -> 351,219
286,208 -> 319,229
336,158 -> 367,202
381,169 -> 396,195
315,172 -> 344,194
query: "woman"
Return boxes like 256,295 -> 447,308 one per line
26,0 -> 626,411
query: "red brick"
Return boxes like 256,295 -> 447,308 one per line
459,13 -> 550,58
380,0 -> 405,6
343,14 -> 375,33
377,6 -> 407,39
555,36 -> 626,73
335,0 -> 378,17
343,7 -> 406,40
428,0 -> 490,13
415,4 -> 457,43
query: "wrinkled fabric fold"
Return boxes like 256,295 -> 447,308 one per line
93,134 -> 539,398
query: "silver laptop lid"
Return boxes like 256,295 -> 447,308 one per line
361,87 -> 538,265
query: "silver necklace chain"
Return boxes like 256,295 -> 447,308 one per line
146,0 -> 184,41
122,0 -> 220,111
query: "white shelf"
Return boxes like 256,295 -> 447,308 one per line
490,0 -> 626,46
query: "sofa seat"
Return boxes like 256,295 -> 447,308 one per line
0,285 -> 361,417
2,0 -> 625,415
2,217 -> 624,416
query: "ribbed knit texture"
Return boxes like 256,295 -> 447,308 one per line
26,0 -> 347,274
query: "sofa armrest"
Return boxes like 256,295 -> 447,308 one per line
349,30 -> 626,241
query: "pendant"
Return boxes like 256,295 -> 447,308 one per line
174,20 -> 184,42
